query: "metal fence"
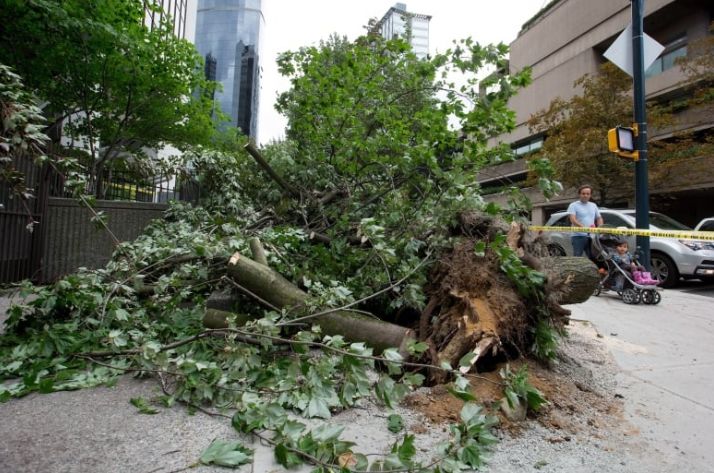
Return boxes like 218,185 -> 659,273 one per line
1,156 -> 201,284
46,168 -> 200,204
0,154 -> 47,284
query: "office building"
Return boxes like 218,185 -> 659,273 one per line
194,0 -> 264,138
144,0 -> 189,38
371,3 -> 431,59
481,0 -> 713,225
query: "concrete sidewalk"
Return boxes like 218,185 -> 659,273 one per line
571,286 -> 714,472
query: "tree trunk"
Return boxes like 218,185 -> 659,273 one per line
540,256 -> 599,304
222,253 -> 415,355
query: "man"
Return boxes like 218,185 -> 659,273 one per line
567,184 -> 603,258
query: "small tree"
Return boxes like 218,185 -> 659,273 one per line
527,63 -> 636,205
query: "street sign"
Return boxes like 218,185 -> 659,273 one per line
603,23 -> 664,77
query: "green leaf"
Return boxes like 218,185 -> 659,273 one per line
278,419 -> 306,442
37,378 -> 54,394
460,402 -> 483,424
402,372 -> 425,388
274,443 -> 303,468
387,413 -> 404,433
305,396 -> 331,419
199,439 -> 252,468
458,442 -> 484,468
112,308 -> 129,321
406,340 -> 429,356
447,386 -> 477,402
129,397 -> 159,415
505,389 -> 520,410
473,241 -> 487,257
311,423 -> 345,442
382,348 -> 404,375
394,434 -> 416,463
526,387 -> 548,411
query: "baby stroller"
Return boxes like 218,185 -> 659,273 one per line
591,231 -> 662,305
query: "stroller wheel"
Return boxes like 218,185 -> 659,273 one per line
642,290 -> 661,305
621,288 -> 641,305
594,285 -> 601,297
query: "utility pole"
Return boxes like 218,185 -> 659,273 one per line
631,0 -> 650,269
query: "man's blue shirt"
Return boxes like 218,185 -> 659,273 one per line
566,201 -> 600,236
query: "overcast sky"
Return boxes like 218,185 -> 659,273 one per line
186,0 -> 549,145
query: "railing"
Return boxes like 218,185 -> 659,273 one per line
1,157 -> 201,284
47,169 -> 200,204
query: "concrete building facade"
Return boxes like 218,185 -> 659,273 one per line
371,3 -> 431,59
482,0 -> 713,226
194,0 -> 264,138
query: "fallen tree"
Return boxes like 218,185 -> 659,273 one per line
1,32 -> 598,472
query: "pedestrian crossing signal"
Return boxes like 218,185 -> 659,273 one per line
607,126 -> 639,160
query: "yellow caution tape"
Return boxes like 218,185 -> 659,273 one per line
528,225 -> 714,242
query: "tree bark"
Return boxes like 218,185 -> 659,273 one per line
540,256 -> 599,305
222,253 -> 415,355
249,237 -> 268,266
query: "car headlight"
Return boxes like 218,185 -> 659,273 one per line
679,240 -> 706,251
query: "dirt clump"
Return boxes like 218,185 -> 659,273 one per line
404,320 -> 627,440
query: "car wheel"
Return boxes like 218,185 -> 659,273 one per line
548,244 -> 566,257
650,252 -> 679,288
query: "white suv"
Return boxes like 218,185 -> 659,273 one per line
544,209 -> 714,288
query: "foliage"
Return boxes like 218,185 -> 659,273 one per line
0,0 -> 218,194
527,63 -> 636,205
129,396 -> 159,415
200,439 -> 253,468
500,365 -> 547,413
387,413 -> 405,433
0,63 -> 48,227
434,403 -> 499,472
529,33 -> 714,206
0,26 -> 563,472
532,318 -> 562,361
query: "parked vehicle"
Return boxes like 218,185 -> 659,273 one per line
694,218 -> 714,232
543,209 -> 714,287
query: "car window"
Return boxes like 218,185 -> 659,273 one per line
699,220 -> 714,232
550,215 -> 571,226
648,212 -> 691,230
602,213 -> 631,228
620,211 -> 691,230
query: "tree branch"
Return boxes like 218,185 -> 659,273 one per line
244,142 -> 300,198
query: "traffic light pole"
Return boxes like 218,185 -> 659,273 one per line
632,0 -> 651,269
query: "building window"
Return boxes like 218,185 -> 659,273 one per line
513,137 -> 543,157
646,35 -> 687,78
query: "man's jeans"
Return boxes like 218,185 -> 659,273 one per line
571,235 -> 592,259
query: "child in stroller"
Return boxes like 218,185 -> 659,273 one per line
593,233 -> 662,304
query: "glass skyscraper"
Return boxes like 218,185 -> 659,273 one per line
194,0 -> 264,138
371,3 -> 431,59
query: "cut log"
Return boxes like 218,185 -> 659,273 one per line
540,256 -> 599,305
223,252 -> 415,355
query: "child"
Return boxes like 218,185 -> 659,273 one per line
612,241 -> 637,292
613,241 -> 658,289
